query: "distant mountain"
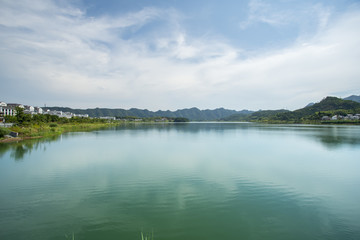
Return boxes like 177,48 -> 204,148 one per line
44,107 -> 253,121
43,96 -> 360,122
343,95 -> 360,103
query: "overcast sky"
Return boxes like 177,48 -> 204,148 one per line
1,0 -> 359,111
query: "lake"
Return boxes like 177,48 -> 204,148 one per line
1,123 -> 360,240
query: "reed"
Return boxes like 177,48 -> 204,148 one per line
141,231 -> 154,240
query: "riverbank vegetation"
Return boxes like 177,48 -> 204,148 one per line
1,107 -> 120,141
0,127 -> 11,138
1,107 -> 190,142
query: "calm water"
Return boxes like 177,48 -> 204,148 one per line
1,123 -> 360,240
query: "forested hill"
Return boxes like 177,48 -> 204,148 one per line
44,107 -> 253,121
267,96 -> 360,121
222,96 -> 360,122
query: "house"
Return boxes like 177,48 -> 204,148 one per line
0,102 -> 16,117
34,107 -> 43,114
25,105 -> 35,112
0,102 -> 46,118
0,106 -> 17,116
45,110 -> 63,117
321,116 -> 330,121
63,112 -> 74,119
75,114 -> 89,118
99,116 -> 115,120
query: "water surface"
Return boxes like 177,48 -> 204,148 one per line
1,123 -> 360,240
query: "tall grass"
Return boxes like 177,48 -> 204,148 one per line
8,122 -> 119,138
65,233 -> 75,240
141,231 -> 154,240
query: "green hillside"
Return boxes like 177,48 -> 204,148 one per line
221,109 -> 289,121
270,96 -> 360,122
223,96 -> 360,123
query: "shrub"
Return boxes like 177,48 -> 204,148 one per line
0,127 -> 11,138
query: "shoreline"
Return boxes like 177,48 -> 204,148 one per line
0,122 -> 121,144
0,136 -> 43,143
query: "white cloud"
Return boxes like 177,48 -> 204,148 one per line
0,0 -> 359,110
239,0 -> 333,33
240,0 -> 289,29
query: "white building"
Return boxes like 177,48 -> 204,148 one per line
34,107 -> 43,114
0,106 -> 16,116
0,102 -> 44,118
75,114 -> 89,118
99,116 -> 116,120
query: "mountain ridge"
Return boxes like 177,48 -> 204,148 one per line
44,106 -> 253,121
44,95 -> 359,121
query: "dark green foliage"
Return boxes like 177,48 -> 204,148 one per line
15,107 -> 25,124
173,117 -> 190,122
5,113 -> 108,126
4,115 -> 16,123
222,110 -> 289,121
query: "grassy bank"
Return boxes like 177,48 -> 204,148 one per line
0,122 -> 120,142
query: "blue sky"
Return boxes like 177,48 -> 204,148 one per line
1,0 -> 359,110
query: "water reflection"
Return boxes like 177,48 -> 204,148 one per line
113,123 -> 360,149
1,123 -> 360,161
1,123 -> 360,239
0,135 -> 60,161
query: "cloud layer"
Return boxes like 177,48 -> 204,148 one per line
0,0 -> 359,110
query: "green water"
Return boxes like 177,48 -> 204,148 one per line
1,123 -> 360,240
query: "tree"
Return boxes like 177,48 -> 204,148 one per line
15,106 -> 25,124
173,117 -> 189,122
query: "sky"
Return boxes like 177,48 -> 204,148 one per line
0,0 -> 360,111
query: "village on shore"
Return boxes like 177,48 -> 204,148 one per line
2,100 -> 360,125
0,101 -> 117,123
321,114 -> 360,121
0,101 -> 180,126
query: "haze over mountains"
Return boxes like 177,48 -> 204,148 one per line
45,95 -> 360,121
343,95 -> 360,103
44,106 -> 253,121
